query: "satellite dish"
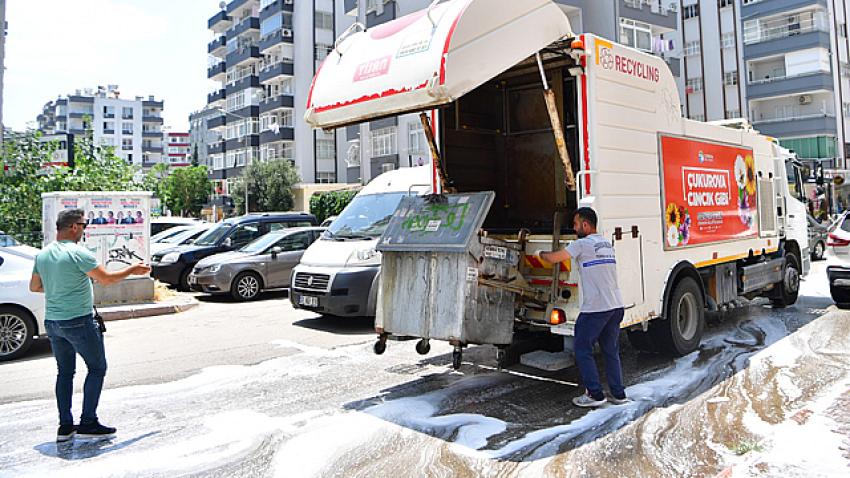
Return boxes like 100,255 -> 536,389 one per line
219,1 -> 226,9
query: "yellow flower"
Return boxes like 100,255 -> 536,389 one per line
666,203 -> 681,228
745,155 -> 757,196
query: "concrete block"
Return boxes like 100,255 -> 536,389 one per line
94,276 -> 155,306
520,350 -> 575,371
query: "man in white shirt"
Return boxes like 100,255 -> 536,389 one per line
539,207 -> 628,408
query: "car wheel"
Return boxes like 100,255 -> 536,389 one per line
0,306 -> 36,361
231,272 -> 263,301
812,241 -> 825,261
178,268 -> 192,292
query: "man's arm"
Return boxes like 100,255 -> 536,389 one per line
87,263 -> 151,286
539,249 -> 571,264
29,273 -> 44,293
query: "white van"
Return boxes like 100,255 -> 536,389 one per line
290,167 -> 432,317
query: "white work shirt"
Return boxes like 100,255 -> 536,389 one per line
565,234 -> 624,313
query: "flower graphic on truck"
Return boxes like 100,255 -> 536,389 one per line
734,154 -> 757,227
666,202 -> 691,247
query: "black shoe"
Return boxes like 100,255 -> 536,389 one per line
76,421 -> 116,439
56,424 -> 77,443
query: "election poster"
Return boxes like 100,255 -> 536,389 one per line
660,136 -> 758,249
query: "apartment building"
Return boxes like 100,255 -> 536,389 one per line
342,0 -> 681,183
740,0 -> 850,170
189,106 -> 220,170
204,0 -> 353,194
37,85 -> 165,168
673,0 -> 746,123
164,132 -> 192,166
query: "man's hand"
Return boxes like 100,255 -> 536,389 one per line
129,263 -> 151,276
538,249 -> 571,264
29,273 -> 44,293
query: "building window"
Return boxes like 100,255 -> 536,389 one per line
726,109 -> 741,118
316,172 -> 336,184
370,126 -> 397,157
381,163 -> 396,174
212,154 -> 225,170
103,121 -> 114,132
841,23 -> 848,38
721,32 -> 735,49
122,138 -> 133,151
122,107 -> 133,119
619,18 -> 652,53
103,106 -> 115,117
315,43 -> 333,61
684,41 -> 701,56
683,4 -> 700,20
690,113 -> 706,122
718,0 -> 734,8
686,77 -> 703,93
724,72 -> 739,86
122,122 -> 133,134
408,122 -> 426,153
314,11 -> 333,30
844,103 -> 850,118
317,139 -> 336,160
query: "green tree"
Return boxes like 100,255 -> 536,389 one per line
309,189 -> 359,223
163,166 -> 211,217
191,144 -> 199,167
142,162 -> 170,205
0,130 -> 137,244
232,159 -> 301,215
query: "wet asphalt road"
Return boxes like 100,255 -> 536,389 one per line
0,261 -> 847,477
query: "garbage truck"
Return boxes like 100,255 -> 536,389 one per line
304,0 -> 810,369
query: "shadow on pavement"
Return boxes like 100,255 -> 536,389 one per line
1,338 -> 53,365
293,315 -> 374,335
34,431 -> 159,461
194,290 -> 289,304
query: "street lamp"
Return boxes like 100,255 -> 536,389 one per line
213,107 -> 252,214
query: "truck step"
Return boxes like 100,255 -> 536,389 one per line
520,350 -> 575,371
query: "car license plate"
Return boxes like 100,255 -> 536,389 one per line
299,295 -> 318,307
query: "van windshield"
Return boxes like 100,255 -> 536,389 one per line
325,192 -> 408,240
193,224 -> 232,246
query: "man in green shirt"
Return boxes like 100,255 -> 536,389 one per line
30,208 -> 150,442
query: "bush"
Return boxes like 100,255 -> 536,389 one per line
310,189 -> 359,223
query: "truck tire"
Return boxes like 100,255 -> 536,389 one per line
771,253 -> 801,308
652,277 -> 704,356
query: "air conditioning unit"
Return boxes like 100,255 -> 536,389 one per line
282,28 -> 293,37
284,0 -> 293,3
799,95 -> 813,105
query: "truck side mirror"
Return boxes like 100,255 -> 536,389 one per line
271,246 -> 282,259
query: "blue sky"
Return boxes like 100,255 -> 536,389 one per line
4,0 -> 222,132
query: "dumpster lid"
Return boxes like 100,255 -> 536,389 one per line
305,0 -> 573,130
377,191 -> 495,253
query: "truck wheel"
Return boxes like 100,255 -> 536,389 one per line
0,306 -> 36,361
231,272 -> 263,301
771,254 -> 801,308
653,277 -> 704,356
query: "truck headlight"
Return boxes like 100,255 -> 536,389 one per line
351,248 -> 380,265
161,252 -> 181,264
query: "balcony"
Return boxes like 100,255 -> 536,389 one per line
259,62 -> 294,84
103,129 -> 115,135
260,127 -> 295,144
208,89 -> 226,105
225,75 -> 260,94
260,0 -> 294,22
226,45 -> 261,67
122,130 -> 134,135
144,146 -> 164,153
230,105 -> 260,119
742,0 -> 828,18
259,27 -> 294,53
226,0 -> 254,15
103,112 -> 115,119
226,135 -> 260,150
208,115 -> 227,129
747,71 -> 834,100
69,128 -> 86,135
208,141 -> 226,155
619,0 -> 676,32
142,131 -> 162,138
68,96 -> 94,103
753,113 -> 837,138
259,94 -> 294,114
143,116 -> 164,124
68,112 -> 93,118
208,35 -> 227,55
143,99 -> 164,108
208,62 -> 227,80
743,16 -> 830,59
208,10 -> 232,31
228,16 -> 260,39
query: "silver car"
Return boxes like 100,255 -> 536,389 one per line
189,227 -> 324,301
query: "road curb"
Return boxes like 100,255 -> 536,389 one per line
99,299 -> 199,322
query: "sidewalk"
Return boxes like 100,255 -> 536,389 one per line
98,295 -> 198,321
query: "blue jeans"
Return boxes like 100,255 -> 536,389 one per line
574,308 -> 625,400
44,315 -> 107,426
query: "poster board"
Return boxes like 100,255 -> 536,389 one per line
42,192 -> 152,272
660,135 -> 758,250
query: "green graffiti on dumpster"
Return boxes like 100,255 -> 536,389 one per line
401,203 -> 470,234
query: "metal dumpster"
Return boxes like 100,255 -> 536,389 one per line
374,191 -> 522,368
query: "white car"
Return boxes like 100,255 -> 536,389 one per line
151,224 -> 212,256
0,249 -> 46,360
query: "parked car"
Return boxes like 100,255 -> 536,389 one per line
190,227 -> 325,301
150,217 -> 205,236
0,250 -> 46,361
0,231 -> 40,257
150,224 -> 213,256
808,214 -> 829,261
151,212 -> 318,291
826,212 -> 850,307
320,216 -> 337,228
151,225 -> 194,244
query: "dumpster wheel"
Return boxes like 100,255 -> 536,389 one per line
452,346 -> 463,370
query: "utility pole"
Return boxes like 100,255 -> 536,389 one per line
0,0 -> 6,146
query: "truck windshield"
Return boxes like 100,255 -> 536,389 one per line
193,224 -> 232,246
325,192 -> 408,239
